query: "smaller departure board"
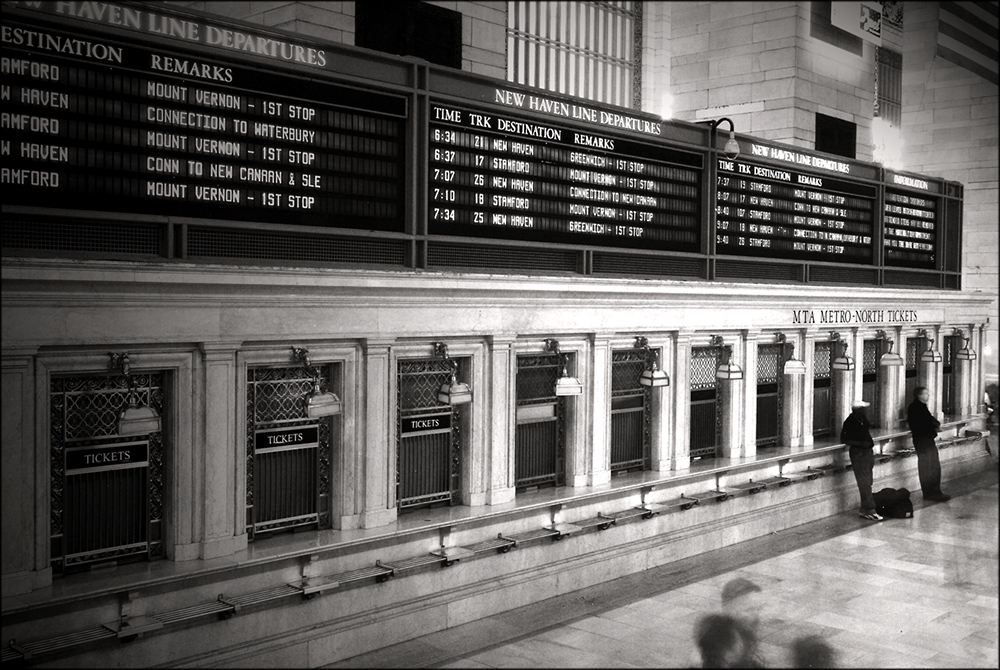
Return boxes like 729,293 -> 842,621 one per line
427,104 -> 703,250
883,190 -> 937,268
715,158 -> 876,263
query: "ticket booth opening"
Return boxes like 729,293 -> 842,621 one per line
610,348 -> 652,474
690,346 -> 723,459
813,340 -> 834,437
49,372 -> 164,573
905,336 -> 920,401
862,339 -> 880,416
397,357 -> 464,510
247,364 -> 337,539
756,343 -> 784,448
515,352 -> 567,490
942,334 -> 960,415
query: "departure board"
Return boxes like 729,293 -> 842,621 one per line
1,19 -> 406,231
715,158 -> 876,263
428,104 -> 702,250
883,190 -> 937,268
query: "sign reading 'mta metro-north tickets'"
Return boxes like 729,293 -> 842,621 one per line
428,104 -> 703,251
1,15 -> 407,231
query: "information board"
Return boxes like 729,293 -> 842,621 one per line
428,104 -> 703,250
1,18 -> 406,231
883,189 -> 937,268
715,158 -> 877,263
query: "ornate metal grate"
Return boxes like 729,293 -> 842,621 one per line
610,349 -> 651,472
905,337 -> 919,370
515,354 -> 566,488
690,346 -> 721,390
863,339 -> 879,374
397,358 -> 461,509
246,366 -> 332,537
756,344 -> 783,447
49,373 -> 164,571
690,346 -> 722,459
814,341 -> 833,378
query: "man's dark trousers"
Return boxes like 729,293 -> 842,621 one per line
913,435 -> 943,497
849,445 -> 876,513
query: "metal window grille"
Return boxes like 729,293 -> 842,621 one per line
610,349 -> 651,473
246,366 -> 333,538
49,373 -> 164,572
904,336 -> 920,401
862,339 -> 879,412
690,346 -> 722,459
396,358 -> 462,509
515,354 -> 566,489
756,344 -> 783,447
507,1 -> 640,108
942,335 -> 958,414
813,341 -> 834,437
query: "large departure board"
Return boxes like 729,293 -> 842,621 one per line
428,104 -> 703,250
1,18 -> 406,231
715,158 -> 877,263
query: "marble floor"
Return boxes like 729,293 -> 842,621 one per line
325,467 -> 999,669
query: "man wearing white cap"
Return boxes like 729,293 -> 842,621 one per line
841,400 -> 881,521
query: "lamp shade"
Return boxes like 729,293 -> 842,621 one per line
306,391 -> 343,417
437,376 -> 473,405
783,359 -> 807,376
879,352 -> 904,367
118,400 -> 161,436
956,347 -> 977,361
554,375 -> 583,396
831,355 -> 855,371
716,362 -> 744,380
639,367 -> 670,387
920,349 -> 942,363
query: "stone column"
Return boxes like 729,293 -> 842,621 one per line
648,335 -> 674,471
486,335 -> 516,505
2,348 -> 48,596
197,342 -> 247,559
670,334 -> 692,470
740,331 -> 761,459
587,336 -> 612,487
917,330 -> 941,417
800,333 -> 816,446
719,338 -> 746,460
360,338 -> 397,528
781,333 -> 807,448
832,331 -> 859,433
876,335 -> 905,429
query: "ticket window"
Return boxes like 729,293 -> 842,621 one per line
610,348 -> 652,474
246,363 -> 338,538
690,346 -> 723,459
515,353 -> 566,491
813,341 -> 834,437
756,343 -> 783,448
49,371 -> 165,573
396,357 -> 465,510
862,339 -> 880,414
904,337 -> 920,402
942,335 -> 959,415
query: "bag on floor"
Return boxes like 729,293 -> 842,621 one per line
873,487 -> 913,519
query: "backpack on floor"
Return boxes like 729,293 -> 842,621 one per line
873,487 -> 914,519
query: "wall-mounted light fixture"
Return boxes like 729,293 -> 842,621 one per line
712,336 -> 743,380
954,329 -> 977,361
634,336 -> 669,388
292,347 -> 343,417
830,332 -> 855,371
699,117 -> 740,159
876,330 -> 904,367
432,342 -> 473,405
545,339 -> 583,396
109,352 -> 162,436
776,332 -> 806,375
918,329 -> 942,363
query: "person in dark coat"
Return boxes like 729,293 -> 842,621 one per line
841,400 -> 881,521
907,386 -> 950,502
